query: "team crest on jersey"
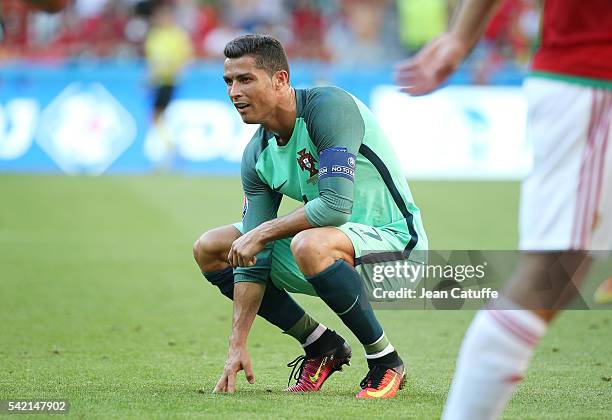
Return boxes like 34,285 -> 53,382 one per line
241,195 -> 248,220
297,148 -> 318,184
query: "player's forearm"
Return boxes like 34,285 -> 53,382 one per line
229,282 -> 265,347
449,0 -> 502,50
256,207 -> 313,243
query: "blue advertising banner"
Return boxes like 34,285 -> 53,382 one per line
0,62 -> 524,177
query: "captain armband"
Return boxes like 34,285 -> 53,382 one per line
318,147 -> 356,182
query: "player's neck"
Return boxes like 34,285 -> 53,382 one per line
263,87 -> 296,146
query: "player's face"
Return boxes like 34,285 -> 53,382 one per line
223,56 -> 278,124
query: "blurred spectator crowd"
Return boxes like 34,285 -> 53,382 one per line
0,0 -> 539,68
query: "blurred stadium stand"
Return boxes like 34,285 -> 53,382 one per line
1,0 -> 539,73
0,0 -> 538,177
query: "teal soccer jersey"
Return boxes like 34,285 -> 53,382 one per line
234,86 -> 428,290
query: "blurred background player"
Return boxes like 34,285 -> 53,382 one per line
396,0 -> 612,419
144,3 -> 192,171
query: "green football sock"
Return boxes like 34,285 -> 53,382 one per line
364,333 -> 391,357
284,312 -> 320,344
306,259 -> 388,353
203,267 -> 318,341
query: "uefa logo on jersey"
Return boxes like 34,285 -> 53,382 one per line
348,156 -> 356,168
37,83 -> 136,175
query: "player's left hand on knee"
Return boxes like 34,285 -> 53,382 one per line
227,230 -> 263,267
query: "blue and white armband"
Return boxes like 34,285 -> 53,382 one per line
318,147 -> 356,182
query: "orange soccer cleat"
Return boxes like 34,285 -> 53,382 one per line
355,364 -> 406,399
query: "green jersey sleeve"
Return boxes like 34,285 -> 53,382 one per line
234,129 -> 282,284
300,87 -> 365,227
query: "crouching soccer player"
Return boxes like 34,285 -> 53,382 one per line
193,34 -> 427,398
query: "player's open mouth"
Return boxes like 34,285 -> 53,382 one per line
235,103 -> 250,112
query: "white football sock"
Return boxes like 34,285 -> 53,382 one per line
302,324 -> 327,348
442,304 -> 547,420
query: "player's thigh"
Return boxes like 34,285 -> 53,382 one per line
233,222 -> 317,296
520,79 -> 612,250
336,220 -> 425,296
291,227 -> 355,267
335,220 -> 418,259
269,238 -> 317,296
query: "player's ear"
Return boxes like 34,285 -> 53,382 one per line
273,70 -> 289,89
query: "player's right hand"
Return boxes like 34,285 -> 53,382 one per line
394,33 -> 468,96
213,344 -> 255,393
227,229 -> 263,268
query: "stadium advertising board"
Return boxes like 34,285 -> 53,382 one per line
0,64 -> 528,179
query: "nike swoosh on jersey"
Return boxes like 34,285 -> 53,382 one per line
272,180 -> 287,192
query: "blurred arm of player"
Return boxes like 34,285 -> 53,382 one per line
395,0 -> 502,96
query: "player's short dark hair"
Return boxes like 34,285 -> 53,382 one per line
224,34 -> 290,78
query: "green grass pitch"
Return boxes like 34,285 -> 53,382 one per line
0,175 -> 610,419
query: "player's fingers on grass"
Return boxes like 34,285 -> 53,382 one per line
213,372 -> 228,393
227,368 -> 237,393
244,358 -> 255,384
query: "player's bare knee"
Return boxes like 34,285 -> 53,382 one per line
193,230 -> 223,271
192,235 -> 208,267
291,230 -> 340,275
194,225 -> 241,272
290,231 -> 321,266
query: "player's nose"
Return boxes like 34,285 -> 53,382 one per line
229,83 -> 242,100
